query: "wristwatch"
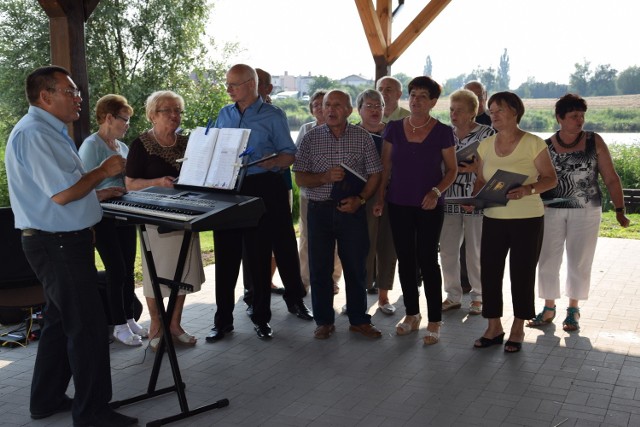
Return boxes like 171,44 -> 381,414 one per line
615,207 -> 625,213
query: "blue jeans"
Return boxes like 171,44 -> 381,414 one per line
307,201 -> 370,326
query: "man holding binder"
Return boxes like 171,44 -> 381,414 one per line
294,90 -> 383,340
206,64 -> 309,342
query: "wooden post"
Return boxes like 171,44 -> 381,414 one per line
38,0 -> 100,146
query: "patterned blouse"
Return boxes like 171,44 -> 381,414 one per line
542,131 -> 602,208
443,124 -> 495,215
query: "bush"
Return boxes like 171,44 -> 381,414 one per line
600,143 -> 640,211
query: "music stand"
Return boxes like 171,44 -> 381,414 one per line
110,224 -> 228,426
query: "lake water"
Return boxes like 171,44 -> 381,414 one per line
290,131 -> 640,146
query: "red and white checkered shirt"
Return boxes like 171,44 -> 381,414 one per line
293,123 -> 382,201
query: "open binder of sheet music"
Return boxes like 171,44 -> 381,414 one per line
176,127 -> 251,190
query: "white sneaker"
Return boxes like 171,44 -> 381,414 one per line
113,324 -> 143,346
378,303 -> 396,315
127,318 -> 149,338
341,304 -> 347,315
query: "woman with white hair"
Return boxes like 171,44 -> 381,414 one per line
125,90 -> 205,350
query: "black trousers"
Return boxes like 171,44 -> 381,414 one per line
93,218 -> 137,325
388,203 -> 444,322
480,216 -> 544,319
214,172 -> 302,326
23,228 -> 112,423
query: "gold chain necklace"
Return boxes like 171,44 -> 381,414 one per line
408,115 -> 432,133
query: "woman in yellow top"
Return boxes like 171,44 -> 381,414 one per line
472,92 -> 557,353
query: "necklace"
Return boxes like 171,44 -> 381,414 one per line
151,128 -> 177,148
555,130 -> 583,149
408,115 -> 432,133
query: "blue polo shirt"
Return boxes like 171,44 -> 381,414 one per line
5,106 -> 102,232
214,96 -> 296,176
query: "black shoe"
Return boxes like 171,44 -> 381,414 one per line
31,395 -> 73,419
285,299 -> 314,321
74,409 -> 138,427
246,305 -> 253,317
205,325 -> 234,343
254,323 -> 273,339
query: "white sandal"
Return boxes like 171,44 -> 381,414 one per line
423,321 -> 442,345
396,314 -> 422,335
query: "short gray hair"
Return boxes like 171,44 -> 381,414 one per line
144,90 -> 184,123
356,89 -> 384,110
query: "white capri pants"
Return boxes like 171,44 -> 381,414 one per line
537,207 -> 601,301
439,213 -> 483,303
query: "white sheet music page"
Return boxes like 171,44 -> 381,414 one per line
204,128 -> 251,189
177,127 -> 219,186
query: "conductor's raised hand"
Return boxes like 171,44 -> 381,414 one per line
100,154 -> 126,177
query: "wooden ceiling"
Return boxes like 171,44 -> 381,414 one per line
37,0 -> 450,144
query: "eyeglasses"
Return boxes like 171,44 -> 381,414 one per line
156,108 -> 184,115
225,79 -> 252,89
48,87 -> 82,98
363,103 -> 383,110
115,115 -> 130,125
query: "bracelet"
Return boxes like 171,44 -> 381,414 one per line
615,207 -> 625,213
431,187 -> 441,197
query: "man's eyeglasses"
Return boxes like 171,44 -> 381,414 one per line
225,79 -> 252,89
364,103 -> 383,111
156,108 -> 184,115
48,87 -> 82,98
115,115 -> 130,125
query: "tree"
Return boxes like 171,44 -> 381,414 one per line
307,75 -> 339,95
0,0 -> 233,145
392,72 -> 411,99
514,78 -> 569,98
497,48 -> 510,91
442,74 -> 467,96
617,66 -> 640,94
0,2 -> 50,135
423,55 -> 432,77
569,60 -> 591,95
470,67 -> 497,93
590,64 -> 618,96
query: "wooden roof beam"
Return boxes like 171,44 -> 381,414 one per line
387,0 -> 451,64
355,0 -> 451,82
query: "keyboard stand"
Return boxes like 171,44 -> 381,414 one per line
110,224 -> 228,426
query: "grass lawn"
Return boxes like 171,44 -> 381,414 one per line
95,213 -> 638,286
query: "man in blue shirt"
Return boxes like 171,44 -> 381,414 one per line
4,66 -> 135,427
206,64 -> 310,342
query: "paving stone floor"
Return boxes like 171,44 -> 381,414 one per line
1,237 -> 639,426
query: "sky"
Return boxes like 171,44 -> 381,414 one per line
207,0 -> 638,89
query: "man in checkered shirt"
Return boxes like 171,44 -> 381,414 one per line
293,90 -> 383,340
